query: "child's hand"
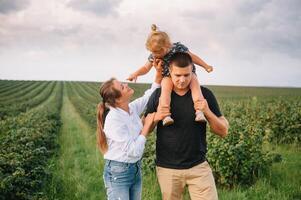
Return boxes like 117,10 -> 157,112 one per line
127,73 -> 138,82
153,59 -> 163,72
206,65 -> 213,73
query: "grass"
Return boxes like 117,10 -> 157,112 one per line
1,80 -> 300,199
44,82 -> 300,199
47,90 -> 105,200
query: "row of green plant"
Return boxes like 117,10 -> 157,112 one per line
58,82 -> 301,188
207,97 -> 300,187
0,82 -> 56,120
0,81 -> 42,101
141,96 -> 301,188
0,81 -> 29,94
1,82 -> 50,104
258,98 -> 301,144
65,82 -> 98,128
0,83 -> 63,200
72,82 -> 99,103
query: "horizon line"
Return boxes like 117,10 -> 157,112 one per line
1,78 -> 301,89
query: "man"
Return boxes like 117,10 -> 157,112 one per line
145,52 -> 229,200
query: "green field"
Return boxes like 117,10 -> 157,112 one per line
0,80 -> 300,200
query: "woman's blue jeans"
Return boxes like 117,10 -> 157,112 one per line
103,159 -> 142,200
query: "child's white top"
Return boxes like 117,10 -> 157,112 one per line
103,82 -> 160,163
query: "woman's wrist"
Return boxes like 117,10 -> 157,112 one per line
141,122 -> 152,137
140,128 -> 149,137
153,112 -> 161,124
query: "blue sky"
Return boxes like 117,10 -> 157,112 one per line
0,0 -> 300,87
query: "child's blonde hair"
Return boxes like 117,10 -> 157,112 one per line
146,24 -> 172,53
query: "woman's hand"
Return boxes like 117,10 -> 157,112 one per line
141,113 -> 156,137
140,106 -> 171,137
154,105 -> 171,123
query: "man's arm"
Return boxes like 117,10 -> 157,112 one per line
195,99 -> 229,138
204,109 -> 229,138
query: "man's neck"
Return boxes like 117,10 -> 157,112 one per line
173,87 -> 190,96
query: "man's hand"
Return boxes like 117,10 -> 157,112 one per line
194,99 -> 210,114
195,99 -> 229,138
127,73 -> 138,82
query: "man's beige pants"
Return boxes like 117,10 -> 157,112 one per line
156,161 -> 218,200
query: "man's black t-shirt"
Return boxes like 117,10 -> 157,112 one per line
145,86 -> 222,169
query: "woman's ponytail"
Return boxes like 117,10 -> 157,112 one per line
97,78 -> 121,154
96,102 -> 108,154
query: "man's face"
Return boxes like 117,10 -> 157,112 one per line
169,64 -> 192,91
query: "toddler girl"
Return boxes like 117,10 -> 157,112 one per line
127,24 -> 213,126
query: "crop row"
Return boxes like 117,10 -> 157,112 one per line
0,81 -> 42,101
0,83 -> 63,200
60,82 -> 301,188
0,81 -> 29,94
0,82 -> 56,120
65,82 -> 97,128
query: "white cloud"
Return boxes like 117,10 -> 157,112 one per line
0,0 -> 300,87
0,0 -> 29,14
67,0 -> 122,16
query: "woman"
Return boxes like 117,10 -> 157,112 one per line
97,69 -> 167,200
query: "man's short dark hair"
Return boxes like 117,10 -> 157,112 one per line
169,52 -> 192,68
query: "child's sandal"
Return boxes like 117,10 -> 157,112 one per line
162,116 -> 174,126
195,111 -> 207,122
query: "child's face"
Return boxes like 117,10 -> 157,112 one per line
152,47 -> 169,59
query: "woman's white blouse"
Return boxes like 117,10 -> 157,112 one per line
103,82 -> 160,163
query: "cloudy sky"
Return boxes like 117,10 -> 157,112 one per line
0,0 -> 300,87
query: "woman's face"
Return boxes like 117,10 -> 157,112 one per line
113,80 -> 134,102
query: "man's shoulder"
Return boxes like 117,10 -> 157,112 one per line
200,86 -> 215,98
148,87 -> 161,101
200,86 -> 212,93
151,86 -> 215,99
145,87 -> 161,113
153,87 -> 162,95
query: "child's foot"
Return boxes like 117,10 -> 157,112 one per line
195,111 -> 207,122
162,116 -> 174,126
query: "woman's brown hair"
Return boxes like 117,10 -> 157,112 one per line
97,78 -> 121,154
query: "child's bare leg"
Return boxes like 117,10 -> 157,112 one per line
159,77 -> 174,126
190,74 -> 206,122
